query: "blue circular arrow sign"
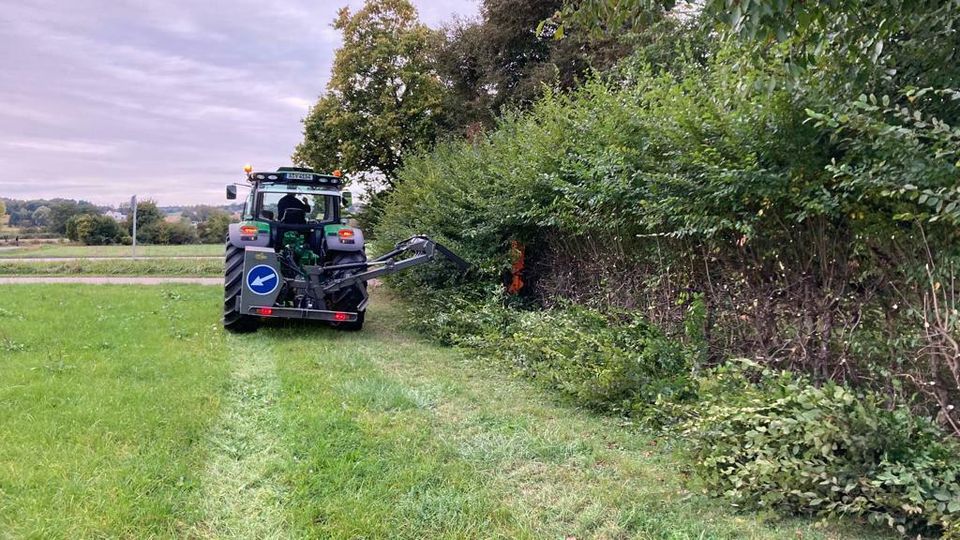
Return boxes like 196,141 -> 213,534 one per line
246,264 -> 279,296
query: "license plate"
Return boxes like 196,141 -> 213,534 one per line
286,172 -> 313,180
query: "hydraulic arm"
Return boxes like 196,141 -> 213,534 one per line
320,235 -> 470,294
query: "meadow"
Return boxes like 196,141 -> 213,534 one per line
0,258 -> 223,276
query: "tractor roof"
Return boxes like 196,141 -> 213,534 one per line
248,167 -> 343,189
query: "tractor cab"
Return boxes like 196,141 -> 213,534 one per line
228,166 -> 350,225
226,166 -> 359,258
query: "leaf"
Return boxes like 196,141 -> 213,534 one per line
871,40 -> 884,63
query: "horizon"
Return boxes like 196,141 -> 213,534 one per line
0,0 -> 478,207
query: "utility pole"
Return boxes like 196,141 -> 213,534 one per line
131,195 -> 137,259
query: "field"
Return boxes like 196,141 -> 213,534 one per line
0,258 -> 223,276
0,244 -> 223,258
0,284 -> 892,539
0,243 -> 224,276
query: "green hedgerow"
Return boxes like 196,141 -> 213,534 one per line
683,361 -> 960,536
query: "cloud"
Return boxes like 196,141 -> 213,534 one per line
279,96 -> 313,110
5,138 -> 118,155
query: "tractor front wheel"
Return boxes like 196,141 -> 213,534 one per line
223,243 -> 259,333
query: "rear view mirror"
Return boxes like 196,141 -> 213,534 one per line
341,191 -> 353,208
226,185 -> 237,200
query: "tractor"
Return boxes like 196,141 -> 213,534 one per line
222,166 -> 467,333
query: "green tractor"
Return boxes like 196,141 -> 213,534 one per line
223,166 -> 467,333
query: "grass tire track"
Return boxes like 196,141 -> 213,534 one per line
193,338 -> 290,539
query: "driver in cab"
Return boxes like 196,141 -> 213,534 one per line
277,192 -> 311,224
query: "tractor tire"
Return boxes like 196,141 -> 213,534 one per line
223,243 -> 259,333
329,251 -> 367,331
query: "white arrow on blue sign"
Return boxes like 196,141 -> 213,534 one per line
246,264 -> 280,296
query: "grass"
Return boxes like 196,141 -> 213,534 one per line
190,341 -> 290,538
0,244 -> 223,258
0,258 -> 223,276
0,285 -> 229,537
0,285 -> 895,538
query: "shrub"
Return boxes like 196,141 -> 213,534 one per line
137,220 -> 198,245
498,306 -> 697,415
159,220 -> 199,245
683,361 -> 960,535
408,291 -> 698,417
65,214 -> 126,245
196,211 -> 232,244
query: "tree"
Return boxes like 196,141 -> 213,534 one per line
433,0 -> 636,137
0,199 -> 6,221
197,210 -> 233,243
49,201 -> 99,235
465,0 -> 566,109
31,206 -> 51,228
125,200 -> 165,241
294,0 -> 444,188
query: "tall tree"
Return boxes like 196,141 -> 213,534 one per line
434,0 -> 634,136
294,0 -> 444,189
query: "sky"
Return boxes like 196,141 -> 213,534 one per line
0,0 -> 478,206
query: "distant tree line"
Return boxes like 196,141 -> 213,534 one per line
0,198 -> 235,245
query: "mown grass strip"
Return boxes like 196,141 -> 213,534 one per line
0,285 -> 229,537
0,258 -> 223,276
254,322 -> 529,539
191,340 -> 290,538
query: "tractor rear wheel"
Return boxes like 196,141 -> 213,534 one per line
329,251 -> 367,331
223,243 -> 259,333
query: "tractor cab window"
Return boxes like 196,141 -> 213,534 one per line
258,191 -> 337,223
242,190 -> 255,220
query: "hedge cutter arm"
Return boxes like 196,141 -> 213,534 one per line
320,235 -> 470,295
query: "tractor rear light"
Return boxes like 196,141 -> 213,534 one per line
240,225 -> 258,235
256,307 -> 273,316
334,312 -> 349,321
338,229 -> 354,239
